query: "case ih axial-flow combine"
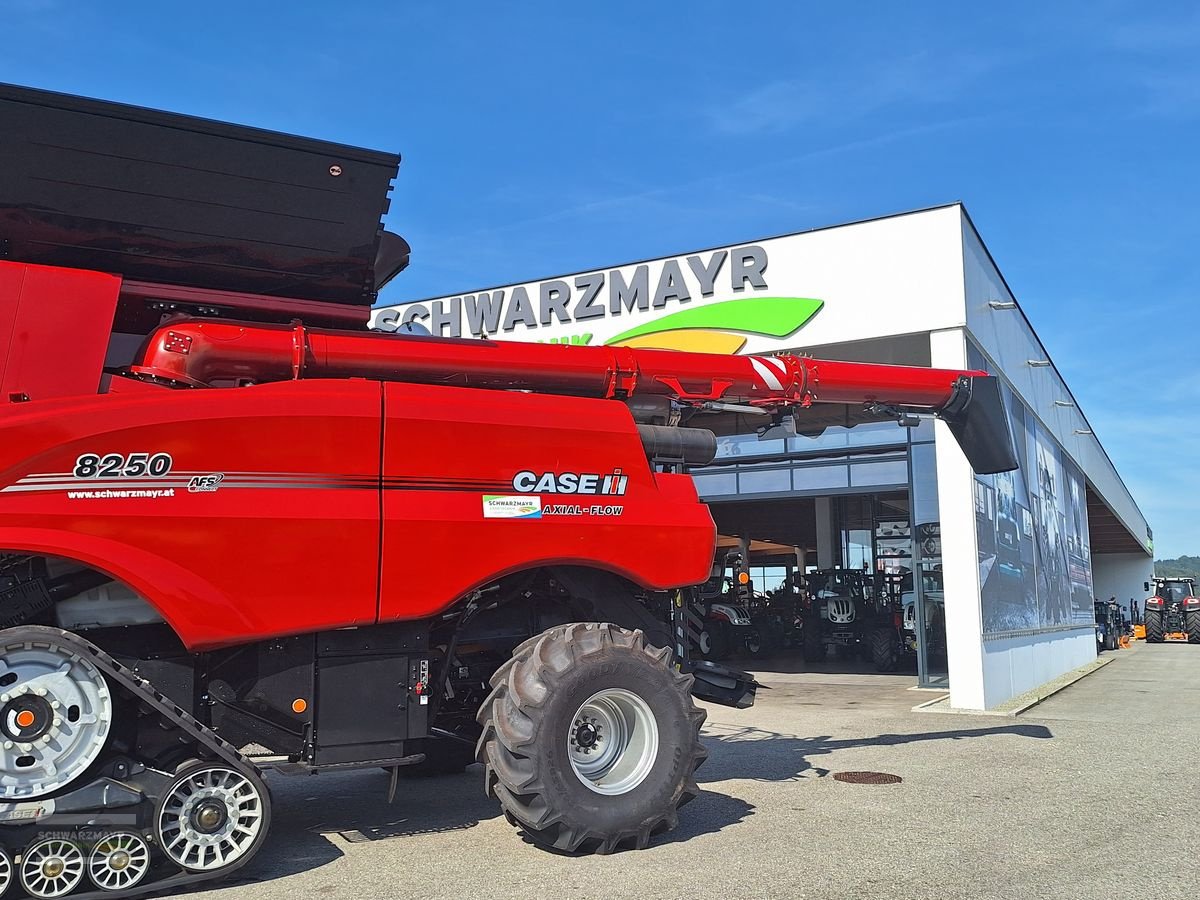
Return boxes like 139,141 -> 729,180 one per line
0,84 -> 1018,898
1143,578 -> 1200,644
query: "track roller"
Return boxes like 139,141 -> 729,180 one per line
0,847 -> 11,898
88,832 -> 152,893
156,764 -> 270,872
19,838 -> 85,899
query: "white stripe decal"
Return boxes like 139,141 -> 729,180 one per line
764,356 -> 788,374
750,358 -> 783,391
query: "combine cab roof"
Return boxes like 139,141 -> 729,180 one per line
0,83 -> 402,306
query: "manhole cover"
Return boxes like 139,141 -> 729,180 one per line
833,771 -> 903,785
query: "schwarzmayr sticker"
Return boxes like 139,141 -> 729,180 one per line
483,495 -> 543,519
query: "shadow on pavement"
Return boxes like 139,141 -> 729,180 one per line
176,724 -> 1053,894
698,722 -> 1054,782
174,767 -> 503,895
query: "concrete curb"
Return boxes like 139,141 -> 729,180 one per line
911,652 -> 1120,717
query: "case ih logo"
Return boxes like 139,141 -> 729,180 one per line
512,470 -> 628,496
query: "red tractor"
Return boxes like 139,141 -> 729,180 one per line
1143,577 -> 1200,643
0,83 -> 1018,898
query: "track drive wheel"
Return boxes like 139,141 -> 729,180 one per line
477,623 -> 707,854
0,633 -> 113,801
1144,608 -> 1165,643
155,762 -> 271,874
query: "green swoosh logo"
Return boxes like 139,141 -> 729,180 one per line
605,297 -> 824,345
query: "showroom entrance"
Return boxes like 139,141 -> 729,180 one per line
689,417 -> 948,689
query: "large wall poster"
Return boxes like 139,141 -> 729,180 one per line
969,345 -> 1094,633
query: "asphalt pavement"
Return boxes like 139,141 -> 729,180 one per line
183,642 -> 1200,900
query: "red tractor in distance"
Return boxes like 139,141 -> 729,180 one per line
0,83 -> 1018,899
1143,577 -> 1200,643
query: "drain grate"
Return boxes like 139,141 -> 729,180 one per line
833,771 -> 903,785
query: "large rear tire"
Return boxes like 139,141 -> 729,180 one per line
1145,608 -> 1165,643
802,625 -> 825,664
476,623 -> 706,854
698,622 -> 730,661
870,626 -> 900,672
1187,610 -> 1200,644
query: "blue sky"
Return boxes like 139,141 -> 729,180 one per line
4,0 -> 1197,557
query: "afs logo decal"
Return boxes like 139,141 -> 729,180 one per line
187,474 -> 225,493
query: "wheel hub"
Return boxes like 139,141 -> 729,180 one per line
41,857 -> 64,879
193,799 -> 229,834
1,695 -> 54,743
572,719 -> 602,752
566,688 -> 660,796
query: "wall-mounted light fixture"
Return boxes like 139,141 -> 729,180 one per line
1027,360 -> 1051,367
987,300 -> 1017,310
1054,400 -> 1075,407
1073,429 -> 1093,435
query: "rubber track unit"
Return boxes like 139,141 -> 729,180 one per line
475,623 -> 707,854
0,626 -> 266,900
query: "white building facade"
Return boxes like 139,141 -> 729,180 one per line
373,204 -> 1152,710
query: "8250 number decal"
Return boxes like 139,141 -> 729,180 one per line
73,452 -> 174,479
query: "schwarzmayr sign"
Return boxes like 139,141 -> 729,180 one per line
375,245 -> 772,343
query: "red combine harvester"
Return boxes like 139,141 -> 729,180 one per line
0,84 -> 1018,898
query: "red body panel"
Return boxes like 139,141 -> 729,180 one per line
0,381 -> 382,649
0,262 -> 120,402
378,383 -> 714,621
0,376 -> 716,649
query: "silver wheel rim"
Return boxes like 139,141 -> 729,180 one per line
567,688 -> 659,796
20,839 -> 84,899
157,766 -> 265,871
0,639 -> 112,800
88,832 -> 151,892
0,847 -> 11,898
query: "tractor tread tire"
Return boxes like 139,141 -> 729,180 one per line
802,629 -> 825,664
476,623 -> 707,855
870,626 -> 900,672
1145,608 -> 1165,644
1187,610 -> 1200,644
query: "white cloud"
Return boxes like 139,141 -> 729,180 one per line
705,51 -> 1004,137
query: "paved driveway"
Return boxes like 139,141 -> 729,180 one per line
184,644 -> 1200,900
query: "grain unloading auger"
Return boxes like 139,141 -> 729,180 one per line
129,317 -> 1019,477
